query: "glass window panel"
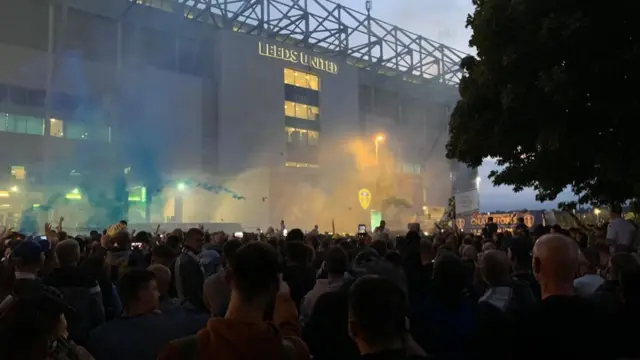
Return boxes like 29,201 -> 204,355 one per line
0,114 -> 7,132
308,74 -> 319,91
308,130 -> 319,145
284,101 -> 296,118
7,115 -> 27,133
65,122 -> 84,139
307,106 -> 319,120
50,118 -> 64,137
294,71 -> 307,88
295,103 -> 307,120
284,68 -> 296,85
25,116 -> 44,135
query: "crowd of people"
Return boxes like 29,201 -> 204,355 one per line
0,214 -> 639,360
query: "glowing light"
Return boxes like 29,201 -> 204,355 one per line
375,134 -> 385,142
10,186 -> 18,193
177,182 -> 186,191
358,188 -> 372,210
475,176 -> 481,189
71,188 -> 80,194
594,208 -> 601,215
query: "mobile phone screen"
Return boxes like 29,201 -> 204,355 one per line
358,224 -> 366,234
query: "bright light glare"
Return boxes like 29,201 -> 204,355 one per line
10,186 -> 18,192
72,188 -> 80,194
475,176 -> 481,189
177,182 -> 186,191
376,134 -> 385,142
594,208 -> 601,215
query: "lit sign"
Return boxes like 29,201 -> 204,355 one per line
358,188 -> 372,210
258,42 -> 339,75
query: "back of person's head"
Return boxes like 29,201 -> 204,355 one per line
610,204 -> 623,216
325,246 -> 348,276
285,241 -> 309,265
384,251 -> 403,268
165,235 -> 182,250
479,250 -> 511,286
111,231 -> 131,251
229,242 -> 280,302
151,244 -> 176,265
285,228 -> 304,243
134,231 -> 150,245
147,264 -> 171,296
11,240 -> 44,271
348,276 -> 407,348
432,251 -> 466,309
55,239 -> 80,267
419,238 -> 434,265
0,286 -> 70,360
507,237 -> 533,268
117,269 -> 158,313
370,240 -> 388,257
533,234 -> 579,289
222,239 -> 243,268
580,246 -> 601,273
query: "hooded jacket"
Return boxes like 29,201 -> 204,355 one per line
158,292 -> 310,360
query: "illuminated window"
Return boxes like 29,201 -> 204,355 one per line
284,68 -> 319,91
11,166 -> 25,180
65,122 -> 85,140
284,101 -> 319,120
50,118 -> 64,137
285,126 -> 319,145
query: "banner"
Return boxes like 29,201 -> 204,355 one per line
455,211 -> 544,234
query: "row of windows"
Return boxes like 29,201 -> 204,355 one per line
284,101 -> 319,121
0,113 -> 111,142
285,127 -> 319,146
284,69 -> 320,91
396,162 -> 422,175
0,84 -> 80,113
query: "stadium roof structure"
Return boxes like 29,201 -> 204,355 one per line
130,0 -> 467,86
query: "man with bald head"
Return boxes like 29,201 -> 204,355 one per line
510,234 -> 612,360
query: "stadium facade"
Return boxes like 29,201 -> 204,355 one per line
0,0 -> 475,232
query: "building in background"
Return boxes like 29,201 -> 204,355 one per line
0,0 -> 469,232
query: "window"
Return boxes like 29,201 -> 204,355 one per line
285,127 -> 319,145
284,68 -> 319,91
65,122 -> 85,139
50,118 -> 64,137
284,101 -> 319,120
7,115 -> 44,135
11,166 -> 25,180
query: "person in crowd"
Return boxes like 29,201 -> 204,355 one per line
507,237 -> 541,300
148,264 -> 178,313
282,240 -> 317,311
574,246 -> 605,296
511,234 -> 613,360
174,228 -> 206,312
200,231 -> 222,278
0,285 -> 94,360
374,220 -> 390,235
0,240 -> 45,311
43,239 -> 105,345
410,251 -> 474,359
481,217 -> 498,240
151,244 -> 177,268
80,254 -> 122,321
203,239 -> 243,317
300,246 -> 349,324
592,252 -> 640,311
606,204 -> 636,252
348,276 -> 427,360
87,269 -> 204,360
159,242 -> 310,360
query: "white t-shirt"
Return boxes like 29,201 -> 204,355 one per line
606,218 -> 636,247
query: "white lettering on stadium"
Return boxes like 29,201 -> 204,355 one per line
258,42 -> 339,75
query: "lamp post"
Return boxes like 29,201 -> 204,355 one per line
374,134 -> 385,165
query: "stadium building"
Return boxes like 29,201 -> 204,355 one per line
0,0 -> 473,232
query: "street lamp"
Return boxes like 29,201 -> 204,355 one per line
594,208 -> 601,223
374,134 -> 385,164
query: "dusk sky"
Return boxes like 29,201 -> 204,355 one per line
340,0 -> 577,211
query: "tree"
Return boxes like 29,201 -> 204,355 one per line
447,0 -> 640,206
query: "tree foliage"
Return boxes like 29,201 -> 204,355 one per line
447,0 -> 640,206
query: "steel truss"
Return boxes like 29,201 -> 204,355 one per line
131,0 -> 466,86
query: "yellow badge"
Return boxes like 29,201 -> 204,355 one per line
358,188 -> 372,210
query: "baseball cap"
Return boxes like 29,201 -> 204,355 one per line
11,241 -> 43,264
